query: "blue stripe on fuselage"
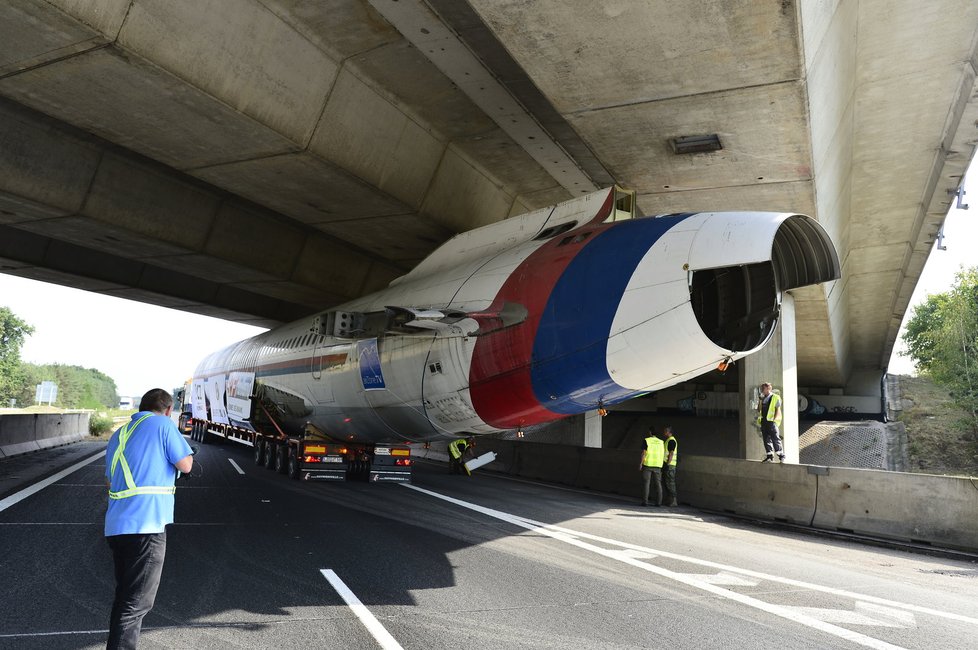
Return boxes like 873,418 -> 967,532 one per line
530,214 -> 691,413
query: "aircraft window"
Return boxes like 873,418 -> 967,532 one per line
558,231 -> 591,246
534,221 -> 577,241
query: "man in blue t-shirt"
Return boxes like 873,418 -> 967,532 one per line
105,388 -> 193,649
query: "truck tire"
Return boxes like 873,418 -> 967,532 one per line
275,444 -> 288,474
264,442 -> 277,469
254,438 -> 265,466
287,447 -> 300,480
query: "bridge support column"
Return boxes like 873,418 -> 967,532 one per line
738,293 -> 799,462
583,410 -> 602,448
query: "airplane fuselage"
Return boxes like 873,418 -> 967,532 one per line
191,187 -> 839,444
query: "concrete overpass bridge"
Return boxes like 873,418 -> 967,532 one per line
1,1 -> 977,438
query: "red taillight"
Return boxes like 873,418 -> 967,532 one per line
303,455 -> 321,463
395,459 -> 412,466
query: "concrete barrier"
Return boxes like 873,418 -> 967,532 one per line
0,414 -> 40,457
0,412 -> 91,458
678,456 -> 818,524
811,466 -> 978,553
419,440 -> 977,552
576,448 -> 638,497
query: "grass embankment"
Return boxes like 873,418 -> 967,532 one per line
896,375 -> 978,477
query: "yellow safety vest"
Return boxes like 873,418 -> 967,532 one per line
759,393 -> 783,426
108,414 -> 177,500
448,439 -> 467,459
664,436 -> 678,466
643,436 -> 664,468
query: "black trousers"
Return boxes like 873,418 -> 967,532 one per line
106,531 -> 167,650
662,466 -> 677,504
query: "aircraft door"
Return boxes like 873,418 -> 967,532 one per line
308,335 -> 336,404
312,334 -> 323,380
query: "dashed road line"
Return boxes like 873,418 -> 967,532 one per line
320,569 -> 404,650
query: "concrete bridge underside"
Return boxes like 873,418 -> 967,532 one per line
1,0 -> 977,394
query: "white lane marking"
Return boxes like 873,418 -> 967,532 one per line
228,458 -> 245,474
607,548 -> 657,561
0,452 -> 103,513
404,484 -> 975,649
320,569 -> 404,650
783,603 -> 916,628
684,572 -> 758,587
855,603 -> 918,628
410,489 -> 978,628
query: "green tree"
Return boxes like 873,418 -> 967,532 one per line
0,307 -> 35,406
902,267 -> 978,434
18,363 -> 119,409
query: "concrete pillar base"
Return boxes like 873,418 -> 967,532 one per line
739,293 -> 798,462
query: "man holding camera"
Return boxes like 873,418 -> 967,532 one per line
104,388 -> 194,649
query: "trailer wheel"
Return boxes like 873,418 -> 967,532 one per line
264,442 -> 277,469
275,444 -> 289,474
287,447 -> 300,480
254,438 -> 265,466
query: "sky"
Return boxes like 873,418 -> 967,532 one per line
1,171 -> 976,399
0,279 -> 266,399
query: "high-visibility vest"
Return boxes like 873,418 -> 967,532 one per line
108,414 -> 177,500
664,436 -> 678,466
643,436 -> 664,468
759,393 -> 783,426
448,439 -> 467,459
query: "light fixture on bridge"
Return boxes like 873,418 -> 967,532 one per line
670,134 -> 722,154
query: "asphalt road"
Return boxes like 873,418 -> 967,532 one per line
1,438 -> 976,649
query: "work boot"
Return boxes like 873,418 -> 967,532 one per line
666,500 -> 678,507
762,455 -> 773,463
778,455 -> 786,463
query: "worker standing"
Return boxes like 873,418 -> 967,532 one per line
639,427 -> 665,506
757,382 -> 786,462
104,388 -> 193,649
661,427 -> 678,506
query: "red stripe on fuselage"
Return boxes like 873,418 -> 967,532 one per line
469,191 -> 616,429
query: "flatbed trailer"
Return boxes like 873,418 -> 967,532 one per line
188,419 -> 412,483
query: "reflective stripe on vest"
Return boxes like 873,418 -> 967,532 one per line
448,439 -> 466,459
643,436 -> 664,467
762,394 -> 783,426
664,437 -> 678,466
108,413 -> 177,500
